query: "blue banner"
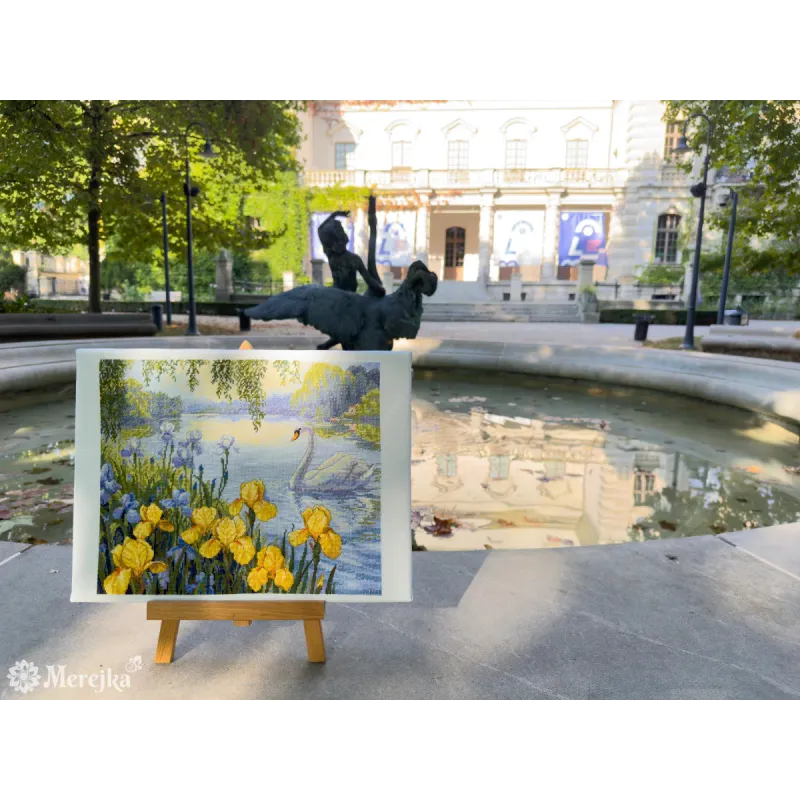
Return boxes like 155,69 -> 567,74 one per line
558,212 -> 608,267
309,213 -> 355,262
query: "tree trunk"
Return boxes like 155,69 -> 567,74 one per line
86,101 -> 104,314
88,195 -> 101,313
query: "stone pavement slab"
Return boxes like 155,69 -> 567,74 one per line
0,541 -> 28,566
1,537 -> 798,700
720,522 -> 800,580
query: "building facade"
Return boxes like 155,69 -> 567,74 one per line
299,101 -> 724,302
10,250 -> 89,298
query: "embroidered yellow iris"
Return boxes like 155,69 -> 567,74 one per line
132,504 -> 174,539
288,506 -> 342,560
180,506 -> 218,545
247,545 -> 294,592
198,516 -> 256,565
233,479 -> 277,522
103,539 -> 167,594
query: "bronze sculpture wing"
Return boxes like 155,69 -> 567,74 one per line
245,285 -> 367,344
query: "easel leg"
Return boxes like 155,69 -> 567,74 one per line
303,619 -> 326,663
155,619 -> 180,664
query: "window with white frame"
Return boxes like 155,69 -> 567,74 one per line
565,139 -> 588,169
334,142 -> 356,170
438,454 -> 457,477
663,122 -> 683,161
392,140 -> 412,169
490,455 -> 510,480
448,140 -> 469,171
655,213 -> 681,263
505,140 -> 527,170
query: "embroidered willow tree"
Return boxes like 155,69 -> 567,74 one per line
99,358 -> 301,439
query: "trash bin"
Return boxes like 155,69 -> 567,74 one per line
151,304 -> 163,332
634,315 -> 653,342
723,309 -> 743,326
238,308 -> 251,332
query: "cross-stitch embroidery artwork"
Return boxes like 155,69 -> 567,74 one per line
70,349 -> 412,603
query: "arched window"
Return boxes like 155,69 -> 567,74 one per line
445,226 -> 466,269
655,213 -> 681,263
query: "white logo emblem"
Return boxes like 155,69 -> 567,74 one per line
7,659 -> 41,694
125,655 -> 143,673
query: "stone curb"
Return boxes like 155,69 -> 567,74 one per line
2,335 -> 800,430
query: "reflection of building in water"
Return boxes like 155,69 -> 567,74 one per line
412,400 -> 690,550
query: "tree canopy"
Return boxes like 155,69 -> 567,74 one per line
663,101 -> 800,243
0,101 -> 304,310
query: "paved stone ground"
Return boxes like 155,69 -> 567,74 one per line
2,533 -> 799,699
167,316 -> 796,346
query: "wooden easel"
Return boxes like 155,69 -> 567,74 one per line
147,340 -> 325,666
147,600 -> 326,664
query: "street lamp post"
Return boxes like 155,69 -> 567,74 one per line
183,122 -> 217,336
674,113 -> 714,350
717,188 -> 738,325
160,192 -> 172,326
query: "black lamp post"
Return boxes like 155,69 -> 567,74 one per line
160,192 -> 172,326
717,188 -> 738,325
674,112 -> 714,350
183,122 -> 217,336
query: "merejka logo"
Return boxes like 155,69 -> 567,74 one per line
6,657 -> 139,694
7,660 -> 40,695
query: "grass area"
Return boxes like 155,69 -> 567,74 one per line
642,337 -> 703,350
157,322 -> 238,337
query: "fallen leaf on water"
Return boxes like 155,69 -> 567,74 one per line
496,519 -> 515,528
745,465 -> 762,474
20,535 -> 47,545
659,520 -> 677,531
784,465 -> 800,475
423,517 -> 456,536
710,522 -> 727,534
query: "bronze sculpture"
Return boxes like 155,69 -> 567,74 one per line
247,195 -> 438,351
247,260 -> 437,351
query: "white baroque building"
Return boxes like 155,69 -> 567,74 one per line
299,101 -> 724,302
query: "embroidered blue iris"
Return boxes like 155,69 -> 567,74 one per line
172,445 -> 193,469
112,492 -> 141,524
161,489 -> 192,518
100,463 -> 121,505
184,429 -> 203,455
120,437 -> 145,459
159,420 -> 176,444
214,434 -> 237,455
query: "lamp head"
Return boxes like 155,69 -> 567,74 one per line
200,138 -> 218,159
673,135 -> 691,155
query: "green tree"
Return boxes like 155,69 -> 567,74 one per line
663,101 -> 800,244
0,101 -> 303,312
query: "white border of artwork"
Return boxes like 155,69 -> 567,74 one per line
71,348 -> 412,603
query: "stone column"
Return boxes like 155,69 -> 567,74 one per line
415,196 -> 430,264
311,258 -> 324,285
578,257 -> 596,292
215,249 -> 233,301
478,193 -> 494,285
542,192 -> 563,280
509,272 -> 523,302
